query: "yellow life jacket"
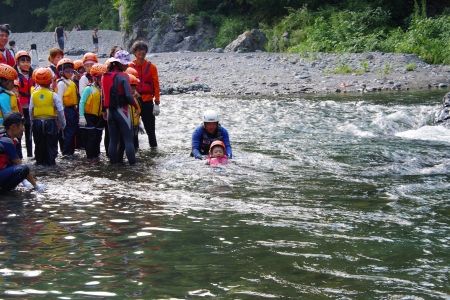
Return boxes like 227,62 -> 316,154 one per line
83,85 -> 102,116
56,78 -> 78,107
31,88 -> 57,118
0,89 -> 20,118
130,95 -> 141,126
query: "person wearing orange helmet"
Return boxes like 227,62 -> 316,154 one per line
29,67 -> 66,166
0,63 -> 20,128
131,40 -> 160,150
13,50 -> 35,158
56,58 -> 78,158
206,140 -> 229,165
79,63 -> 106,162
79,52 -> 98,93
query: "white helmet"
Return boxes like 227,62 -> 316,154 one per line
203,110 -> 219,122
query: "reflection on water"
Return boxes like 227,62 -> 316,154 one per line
1,89 -> 450,299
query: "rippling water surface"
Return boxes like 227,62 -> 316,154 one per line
2,90 -> 450,299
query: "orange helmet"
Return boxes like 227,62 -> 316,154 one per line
83,52 -> 98,64
15,50 -> 31,61
13,79 -> 19,87
57,58 -> 74,70
73,60 -> 84,71
125,67 -> 138,77
90,63 -> 106,76
209,140 -> 225,154
0,63 -> 18,80
34,67 -> 52,85
128,74 -> 139,85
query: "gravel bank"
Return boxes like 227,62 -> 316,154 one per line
9,30 -> 450,96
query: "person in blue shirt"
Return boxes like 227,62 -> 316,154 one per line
0,112 -> 46,193
191,110 -> 232,159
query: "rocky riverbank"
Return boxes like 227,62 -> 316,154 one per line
8,30 -> 450,96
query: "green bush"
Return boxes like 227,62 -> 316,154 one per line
214,17 -> 248,48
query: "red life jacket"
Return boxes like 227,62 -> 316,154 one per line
17,72 -> 35,107
0,132 -> 17,170
101,71 -> 127,109
0,49 -> 15,67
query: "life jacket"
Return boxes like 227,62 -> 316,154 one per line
133,61 -> 154,102
56,78 -> 78,107
0,89 -> 21,118
101,71 -> 128,109
0,49 -> 15,67
49,65 -> 61,80
83,84 -> 102,116
207,156 -> 229,165
130,95 -> 142,126
16,70 -> 35,107
0,131 -> 16,170
31,88 -> 57,118
200,126 -> 223,155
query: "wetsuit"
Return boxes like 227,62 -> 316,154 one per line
102,70 -> 139,165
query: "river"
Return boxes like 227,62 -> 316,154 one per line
1,89 -> 449,299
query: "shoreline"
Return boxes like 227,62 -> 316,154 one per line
9,31 -> 450,97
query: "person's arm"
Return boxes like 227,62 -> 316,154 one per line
53,92 -> 66,129
64,28 -> 68,40
151,64 -> 160,103
0,93 -> 12,116
56,80 -> 67,106
120,74 -> 138,109
221,127 -> 233,158
78,86 -> 91,117
79,75 -> 89,94
191,126 -> 203,159
54,28 -> 57,42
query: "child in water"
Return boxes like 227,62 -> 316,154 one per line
206,140 -> 229,165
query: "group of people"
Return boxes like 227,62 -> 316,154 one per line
0,23 -> 233,194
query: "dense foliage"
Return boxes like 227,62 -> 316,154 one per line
2,0 -> 450,63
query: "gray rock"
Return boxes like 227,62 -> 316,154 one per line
224,29 -> 268,53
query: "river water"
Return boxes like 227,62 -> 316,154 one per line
1,89 -> 450,299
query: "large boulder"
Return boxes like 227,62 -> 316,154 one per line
224,29 -> 268,52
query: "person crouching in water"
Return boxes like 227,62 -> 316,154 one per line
29,68 -> 66,166
0,112 -> 46,193
78,63 -> 106,162
206,140 -> 229,165
14,51 -> 35,158
102,50 -> 140,165
56,58 -> 78,158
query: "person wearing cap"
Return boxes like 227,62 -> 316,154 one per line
102,50 -> 140,165
0,25 -> 15,67
191,110 -> 232,160
131,40 -> 160,150
0,112 -> 46,193
92,28 -> 101,53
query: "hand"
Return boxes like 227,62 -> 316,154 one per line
79,115 -> 87,126
138,123 -> 145,134
34,184 -> 47,193
195,154 -> 203,160
153,104 -> 160,116
22,180 -> 33,188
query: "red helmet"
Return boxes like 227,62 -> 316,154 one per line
0,63 -> 18,80
15,50 -> 31,61
209,140 -> 225,154
34,67 -> 52,85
